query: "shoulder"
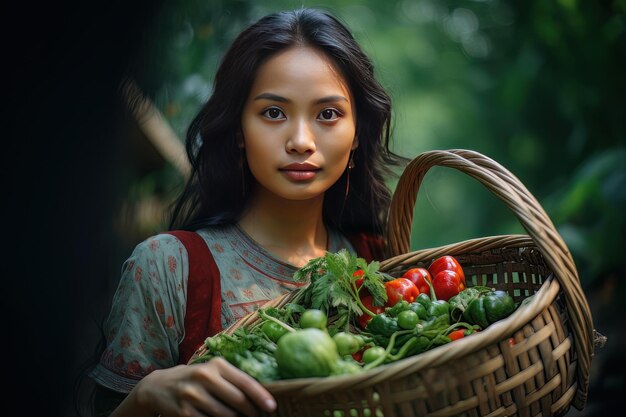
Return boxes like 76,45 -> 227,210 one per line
132,232 -> 189,256
122,233 -> 191,285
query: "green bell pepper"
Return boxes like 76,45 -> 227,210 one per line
365,313 -> 400,337
463,290 -> 515,328
408,302 -> 428,320
385,300 -> 410,317
415,293 -> 431,309
427,299 -> 450,319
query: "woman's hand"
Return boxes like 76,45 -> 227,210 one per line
115,357 -> 277,417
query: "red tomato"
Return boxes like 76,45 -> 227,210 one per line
357,295 -> 384,329
384,278 -> 420,307
402,268 -> 432,295
428,255 -> 465,284
352,347 -> 365,362
353,269 -> 364,288
432,270 -> 464,301
353,269 -> 370,297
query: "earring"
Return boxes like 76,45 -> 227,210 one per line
345,151 -> 355,199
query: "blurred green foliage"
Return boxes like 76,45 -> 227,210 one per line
130,0 -> 625,289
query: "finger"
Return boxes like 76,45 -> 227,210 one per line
161,376 -> 240,417
194,394 -> 240,417
215,359 -> 277,413
194,360 -> 263,417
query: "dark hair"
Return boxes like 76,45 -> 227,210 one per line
169,8 -> 403,236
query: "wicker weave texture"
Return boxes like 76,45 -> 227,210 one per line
189,150 -> 595,417
385,150 -> 593,411
243,239 -> 576,417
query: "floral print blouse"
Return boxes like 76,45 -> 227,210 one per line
90,223 -> 355,393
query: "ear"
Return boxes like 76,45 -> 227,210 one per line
236,129 -> 245,149
351,136 -> 359,150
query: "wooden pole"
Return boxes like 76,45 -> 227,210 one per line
120,78 -> 191,178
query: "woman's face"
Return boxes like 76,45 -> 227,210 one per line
241,46 -> 357,202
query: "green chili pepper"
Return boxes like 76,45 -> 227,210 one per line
408,335 -> 431,355
463,290 -> 515,328
419,314 -> 451,339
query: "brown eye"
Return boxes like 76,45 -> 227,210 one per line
263,107 -> 285,119
318,108 -> 340,121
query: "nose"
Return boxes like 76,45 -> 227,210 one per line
286,118 -> 316,154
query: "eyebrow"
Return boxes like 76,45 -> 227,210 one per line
253,93 -> 349,104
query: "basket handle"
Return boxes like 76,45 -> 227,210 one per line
386,149 -> 594,408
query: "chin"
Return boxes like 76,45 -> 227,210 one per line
277,186 -> 329,202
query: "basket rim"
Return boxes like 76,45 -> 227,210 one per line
379,234 -> 535,271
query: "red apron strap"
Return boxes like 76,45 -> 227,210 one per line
347,232 -> 386,263
166,231 -> 222,364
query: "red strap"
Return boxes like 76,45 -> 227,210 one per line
166,231 -> 222,364
347,232 -> 386,263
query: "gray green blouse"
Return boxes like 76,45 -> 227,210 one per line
90,223 -> 355,393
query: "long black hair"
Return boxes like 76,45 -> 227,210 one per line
169,8 -> 403,236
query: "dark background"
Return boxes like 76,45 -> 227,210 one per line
5,1 -> 161,415
5,1 -> 623,416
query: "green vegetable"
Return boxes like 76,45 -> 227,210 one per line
261,321 -> 289,343
415,293 -> 432,309
408,302 -> 428,320
333,332 -> 363,356
387,335 -> 430,361
365,313 -> 399,337
427,300 -> 450,322
448,286 -> 493,322
232,350 -> 279,382
362,346 -> 386,364
385,300 -> 410,317
263,303 -> 305,326
463,290 -> 515,328
300,309 -> 328,330
294,249 -> 388,331
419,314 -> 453,340
397,310 -> 419,329
196,255 -> 518,383
275,328 -> 340,378
332,358 -> 363,375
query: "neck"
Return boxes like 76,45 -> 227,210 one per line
237,189 -> 327,267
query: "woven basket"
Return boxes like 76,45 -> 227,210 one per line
190,149 -> 600,417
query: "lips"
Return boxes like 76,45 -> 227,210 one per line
279,162 -> 320,181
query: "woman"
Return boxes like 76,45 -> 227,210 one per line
89,8 -> 403,417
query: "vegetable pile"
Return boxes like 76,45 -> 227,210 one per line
192,250 -> 518,381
